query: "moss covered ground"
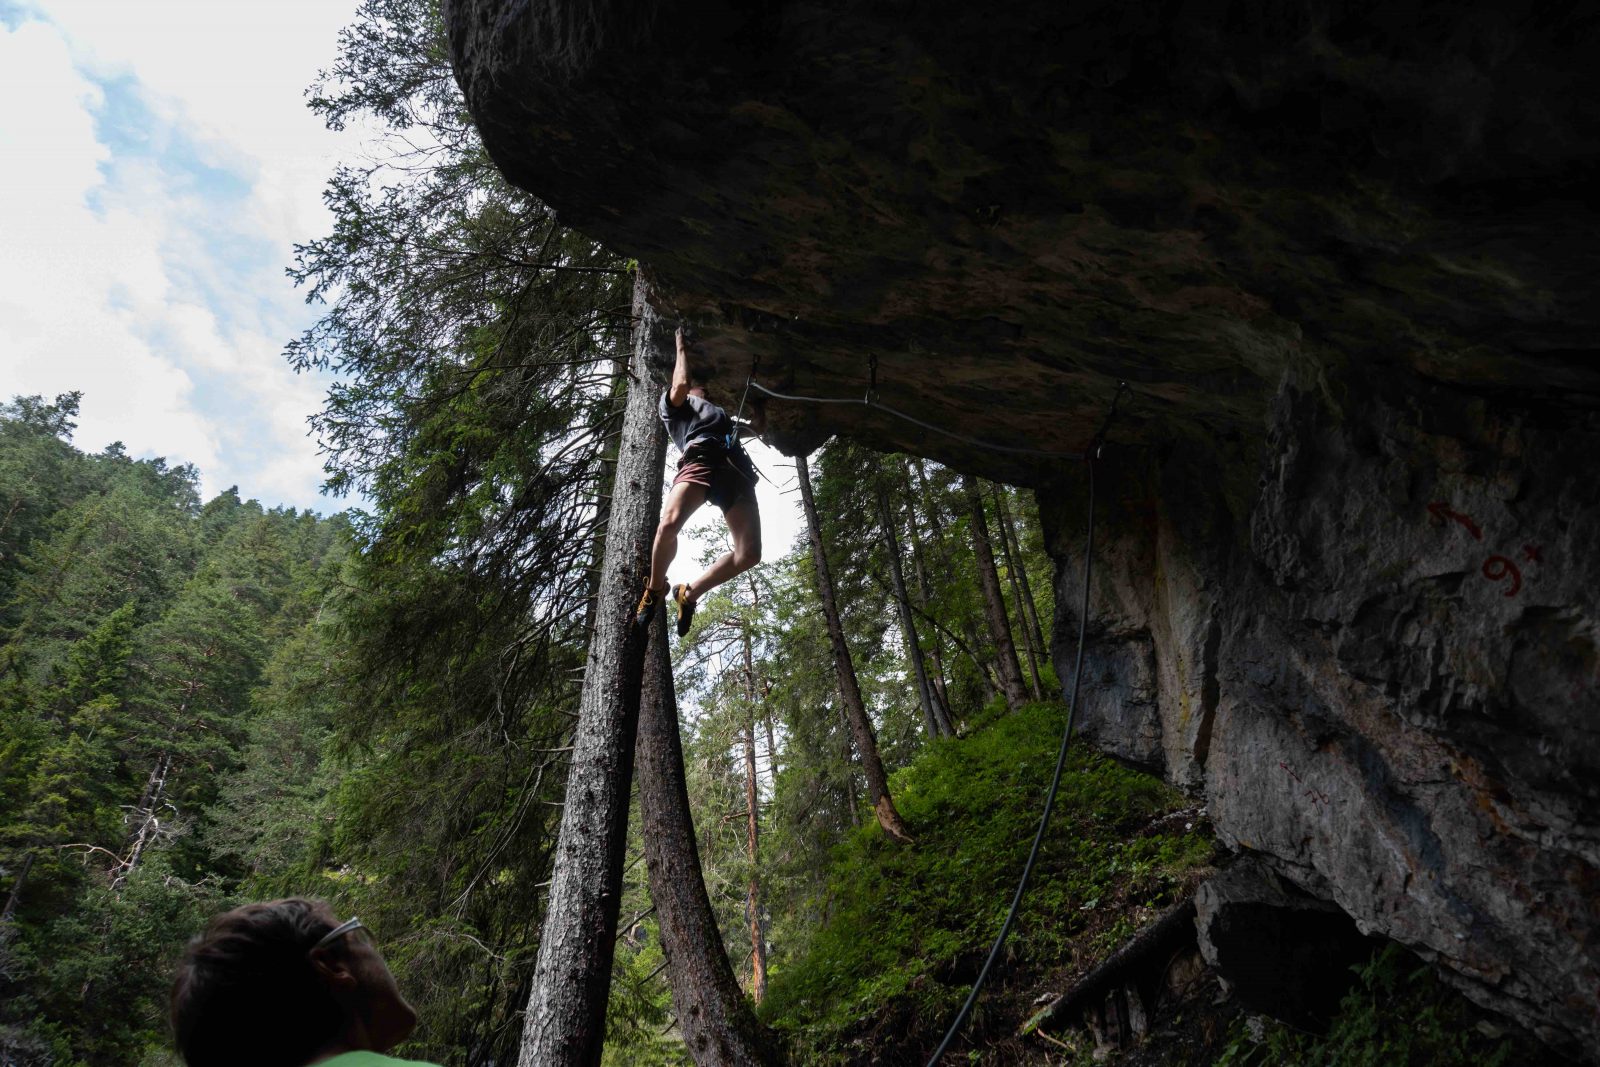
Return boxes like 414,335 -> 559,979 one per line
758,701 -> 1215,1063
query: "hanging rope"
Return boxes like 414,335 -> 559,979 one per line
924,380 -> 1128,1066
708,335 -> 1132,1057
732,355 -> 759,427
746,378 -> 1090,460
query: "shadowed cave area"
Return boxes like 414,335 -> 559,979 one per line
443,0 -> 1600,1056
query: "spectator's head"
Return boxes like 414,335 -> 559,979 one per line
171,898 -> 416,1067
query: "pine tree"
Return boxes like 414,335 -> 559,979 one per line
795,453 -> 912,844
964,476 -> 1030,711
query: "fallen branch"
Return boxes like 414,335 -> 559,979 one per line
1021,897 -> 1197,1037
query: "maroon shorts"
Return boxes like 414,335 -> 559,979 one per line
673,450 -> 756,511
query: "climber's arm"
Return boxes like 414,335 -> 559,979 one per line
668,328 -> 692,408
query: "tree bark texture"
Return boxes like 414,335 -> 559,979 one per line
899,460 -> 953,719
992,485 -> 1045,700
521,275 -> 668,1067
964,476 -> 1030,711
1,851 -> 34,923
795,454 -> 912,843
915,460 -> 998,702
994,486 -> 1049,660
878,486 -> 951,739
739,629 -> 768,1004
637,609 -> 774,1065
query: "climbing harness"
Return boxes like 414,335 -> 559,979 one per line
924,380 -> 1129,1066
679,354 -> 763,498
717,354 -> 780,491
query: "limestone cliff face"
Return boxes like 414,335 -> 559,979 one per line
444,0 -> 1600,1053
1039,372 -> 1599,1052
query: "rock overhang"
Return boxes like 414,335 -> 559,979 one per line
445,0 -> 1600,486
445,0 -> 1600,1054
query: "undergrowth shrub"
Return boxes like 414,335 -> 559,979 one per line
1214,943 -> 1517,1067
759,701 -> 1211,1063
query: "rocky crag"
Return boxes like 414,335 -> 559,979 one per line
444,0 -> 1600,1055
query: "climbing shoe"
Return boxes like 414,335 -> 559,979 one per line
673,583 -> 696,638
634,585 -> 661,628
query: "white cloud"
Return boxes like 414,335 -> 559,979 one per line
26,0 -> 359,260
0,7 -> 360,511
0,21 -> 213,470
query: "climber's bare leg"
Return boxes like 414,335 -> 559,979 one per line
684,494 -> 762,604
648,480 -> 709,594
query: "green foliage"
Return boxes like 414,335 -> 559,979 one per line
603,924 -> 686,1066
0,395 -> 348,1064
264,0 -> 638,1060
9,855 -> 227,1067
1214,944 -> 1515,1067
759,701 -> 1211,1062
0,393 -> 92,627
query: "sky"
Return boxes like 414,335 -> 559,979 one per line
0,0 -> 805,555
0,0 -> 362,512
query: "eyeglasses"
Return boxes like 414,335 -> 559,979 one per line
311,916 -> 367,953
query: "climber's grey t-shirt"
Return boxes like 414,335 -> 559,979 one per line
659,391 -> 731,456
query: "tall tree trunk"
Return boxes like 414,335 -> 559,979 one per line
915,460 -> 998,702
878,485 -> 951,739
994,486 -> 1048,666
115,750 -> 171,892
521,275 -> 668,1067
900,460 -> 954,721
636,610 -> 773,1065
1,851 -> 34,923
838,699 -> 862,829
795,454 -> 912,843
991,485 -> 1044,701
964,476 -> 1029,711
746,575 -> 781,780
763,712 -> 779,780
739,628 -> 768,1004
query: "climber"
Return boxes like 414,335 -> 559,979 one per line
636,327 -> 764,638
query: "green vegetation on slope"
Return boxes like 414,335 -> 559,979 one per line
760,700 -> 1214,1063
0,394 -> 348,1065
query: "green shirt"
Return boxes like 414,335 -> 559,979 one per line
315,1053 -> 441,1067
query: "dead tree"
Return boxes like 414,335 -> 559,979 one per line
738,626 -> 769,1004
991,484 -> 1044,700
994,485 -> 1048,661
912,459 -> 997,703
